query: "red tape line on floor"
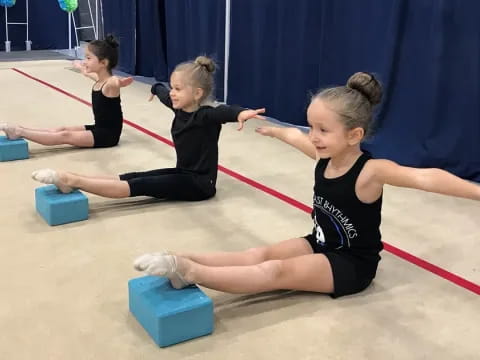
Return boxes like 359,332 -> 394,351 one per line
11,67 -> 479,296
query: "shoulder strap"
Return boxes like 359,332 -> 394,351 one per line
349,153 -> 371,178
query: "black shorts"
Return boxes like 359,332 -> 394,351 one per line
85,125 -> 121,148
119,168 -> 216,201
304,234 -> 380,298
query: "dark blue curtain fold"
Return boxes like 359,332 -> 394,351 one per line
163,0 -> 226,99
102,0 -> 136,74
103,0 -> 226,97
3,1 -> 477,180
228,0 -> 480,181
135,0 -> 168,81
229,0 -> 325,122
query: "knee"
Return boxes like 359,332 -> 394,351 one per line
257,260 -> 283,281
58,130 -> 71,140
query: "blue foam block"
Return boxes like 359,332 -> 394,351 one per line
0,136 -> 29,161
35,185 -> 89,226
129,276 -> 214,347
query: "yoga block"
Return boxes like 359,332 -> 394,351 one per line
0,136 -> 29,161
35,185 -> 88,226
129,276 -> 214,347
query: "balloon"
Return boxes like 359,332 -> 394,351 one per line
0,0 -> 16,8
57,0 -> 78,13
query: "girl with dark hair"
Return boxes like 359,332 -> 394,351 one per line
1,35 -> 132,148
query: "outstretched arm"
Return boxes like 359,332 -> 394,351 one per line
102,76 -> 134,97
148,82 -> 173,109
112,76 -> 134,88
72,60 -> 98,81
372,159 -> 480,200
236,108 -> 266,130
203,105 -> 264,128
256,126 -> 316,160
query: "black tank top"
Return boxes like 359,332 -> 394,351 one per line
91,81 -> 123,129
311,152 -> 383,255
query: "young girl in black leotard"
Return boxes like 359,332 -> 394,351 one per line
133,72 -> 480,298
31,56 -> 265,201
0,35 -> 132,148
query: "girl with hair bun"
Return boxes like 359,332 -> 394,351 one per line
31,56 -> 265,202
133,72 -> 480,298
1,34 -> 132,149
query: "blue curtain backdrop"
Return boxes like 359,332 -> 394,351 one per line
163,0 -> 226,99
227,0 -> 480,181
3,1 -> 477,181
102,0 -> 225,97
0,1 -> 69,51
134,0 -> 168,81
102,0 -> 136,74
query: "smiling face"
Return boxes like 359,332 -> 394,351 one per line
169,71 -> 204,112
84,46 -> 108,74
307,98 -> 364,158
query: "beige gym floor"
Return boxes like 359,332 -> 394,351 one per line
0,60 -> 478,360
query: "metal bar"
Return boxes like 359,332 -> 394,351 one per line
72,14 -> 79,48
26,0 -> 29,41
87,0 -> 97,39
100,0 -> 104,39
68,13 -> 71,49
95,0 -> 98,40
223,0 -> 231,103
5,6 -> 8,42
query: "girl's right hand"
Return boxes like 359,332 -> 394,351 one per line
255,126 -> 276,137
147,94 -> 155,102
72,60 -> 85,71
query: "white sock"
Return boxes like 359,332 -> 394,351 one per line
133,252 -> 169,271
32,169 -> 73,193
2,125 -> 20,140
133,253 -> 191,289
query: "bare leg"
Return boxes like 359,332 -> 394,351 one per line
67,171 -> 120,180
183,254 -> 334,293
6,127 -> 94,147
134,250 -> 334,294
32,169 -> 130,198
19,125 -> 86,133
60,171 -> 130,198
177,237 -> 314,266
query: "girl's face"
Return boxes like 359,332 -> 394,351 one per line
307,99 -> 362,159
84,47 -> 107,74
169,71 -> 203,112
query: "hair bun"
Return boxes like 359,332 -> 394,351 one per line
194,56 -> 216,73
346,72 -> 382,105
105,34 -> 119,49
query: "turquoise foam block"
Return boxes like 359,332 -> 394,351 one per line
35,185 -> 89,226
0,136 -> 29,161
128,276 -> 214,347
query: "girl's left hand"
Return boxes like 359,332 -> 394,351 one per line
237,108 -> 266,131
118,77 -> 134,88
